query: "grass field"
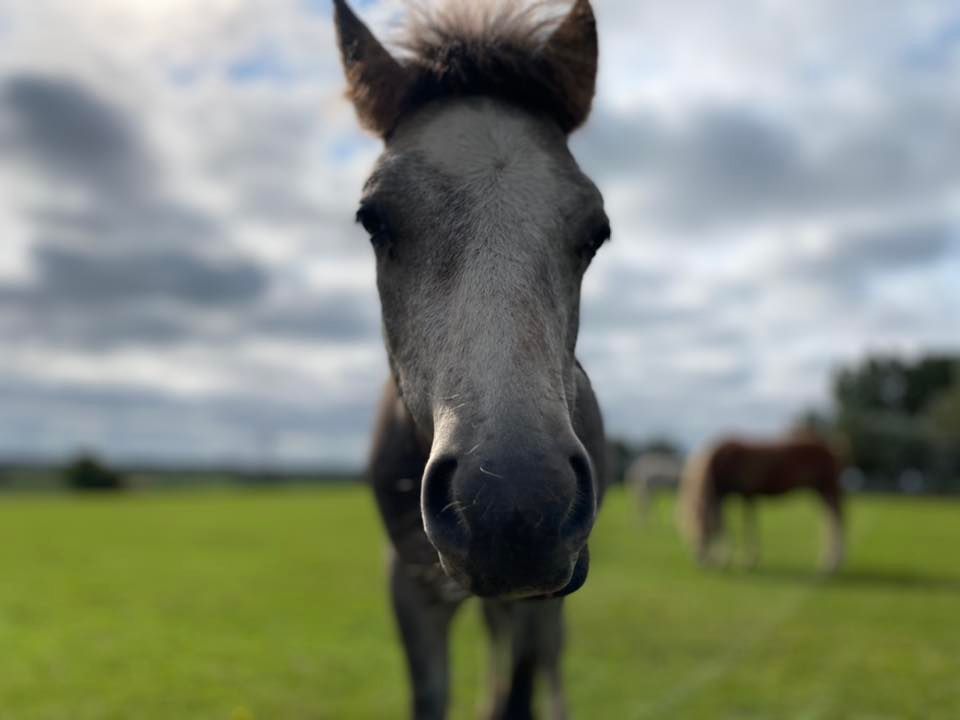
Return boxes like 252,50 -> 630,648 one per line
1,486 -> 958,719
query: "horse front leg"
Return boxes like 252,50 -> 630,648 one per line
390,554 -> 463,720
703,499 -> 731,569
535,600 -> 568,720
481,598 -> 567,720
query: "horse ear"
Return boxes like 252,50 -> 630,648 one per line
543,0 -> 598,132
333,0 -> 412,137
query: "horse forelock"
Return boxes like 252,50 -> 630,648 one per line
390,0 -> 595,134
400,0 -> 571,48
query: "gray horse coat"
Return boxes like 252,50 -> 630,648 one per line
333,1 -> 609,717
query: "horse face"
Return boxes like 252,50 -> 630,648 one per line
359,100 -> 606,597
335,0 -> 606,598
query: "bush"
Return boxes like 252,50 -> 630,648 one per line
64,454 -> 126,492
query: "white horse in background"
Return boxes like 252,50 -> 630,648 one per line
625,452 -> 682,522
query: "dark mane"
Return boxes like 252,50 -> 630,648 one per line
393,0 -> 595,133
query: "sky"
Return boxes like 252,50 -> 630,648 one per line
0,0 -> 958,468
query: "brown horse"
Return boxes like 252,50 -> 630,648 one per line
678,437 -> 845,572
333,1 -> 608,718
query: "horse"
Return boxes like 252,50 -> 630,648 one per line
677,437 -> 845,572
624,451 -> 682,521
332,1 -> 608,717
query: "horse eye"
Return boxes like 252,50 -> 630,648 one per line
581,222 -> 611,260
356,203 -> 390,246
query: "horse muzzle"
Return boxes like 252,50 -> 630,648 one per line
420,438 -> 597,598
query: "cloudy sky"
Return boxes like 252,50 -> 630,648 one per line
0,0 -> 957,468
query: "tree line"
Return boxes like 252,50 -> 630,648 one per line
801,353 -> 960,493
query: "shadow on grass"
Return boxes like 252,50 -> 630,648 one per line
727,565 -> 960,594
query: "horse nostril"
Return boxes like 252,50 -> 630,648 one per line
422,456 -> 469,556
563,452 -> 596,544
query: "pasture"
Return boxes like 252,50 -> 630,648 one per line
1,486 -> 957,719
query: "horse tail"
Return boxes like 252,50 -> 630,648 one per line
677,446 -> 715,553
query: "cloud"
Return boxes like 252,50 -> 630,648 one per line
1,74 -> 153,196
30,244 -> 267,306
0,0 -> 957,467
577,98 -> 960,233
0,70 -> 379,358
0,250 -> 378,351
817,219 -> 957,277
0,376 -> 377,466
27,201 -> 220,252
253,293 -> 380,343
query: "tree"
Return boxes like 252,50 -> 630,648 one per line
831,354 -> 960,493
927,383 -> 960,440
834,355 -> 957,417
925,384 -> 960,493
64,454 -> 126,491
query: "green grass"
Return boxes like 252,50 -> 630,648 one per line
1,487 -> 957,719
